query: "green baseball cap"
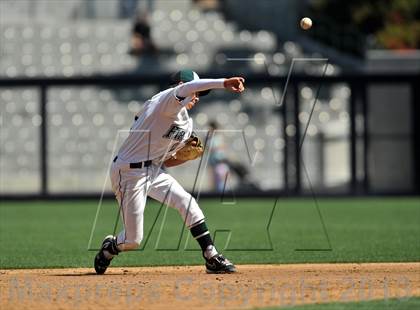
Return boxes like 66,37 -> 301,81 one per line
170,69 -> 211,96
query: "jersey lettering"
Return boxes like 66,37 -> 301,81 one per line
162,125 -> 186,141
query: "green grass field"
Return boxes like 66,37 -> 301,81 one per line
268,297 -> 420,310
0,198 -> 419,269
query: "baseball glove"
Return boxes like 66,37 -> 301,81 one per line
174,132 -> 204,161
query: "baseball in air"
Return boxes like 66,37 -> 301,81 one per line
300,17 -> 312,30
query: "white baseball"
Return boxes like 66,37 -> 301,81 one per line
300,17 -> 312,30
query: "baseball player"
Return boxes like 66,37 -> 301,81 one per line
94,70 -> 245,274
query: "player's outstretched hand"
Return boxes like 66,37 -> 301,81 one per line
224,77 -> 245,93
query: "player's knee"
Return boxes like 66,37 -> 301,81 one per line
132,235 -> 143,248
119,234 -> 143,251
119,239 -> 141,251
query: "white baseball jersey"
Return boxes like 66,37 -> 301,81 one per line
109,77 -> 226,249
116,79 -> 225,163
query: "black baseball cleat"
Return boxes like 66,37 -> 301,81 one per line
94,235 -> 119,275
205,254 -> 236,274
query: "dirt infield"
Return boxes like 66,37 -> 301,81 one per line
1,263 -> 419,309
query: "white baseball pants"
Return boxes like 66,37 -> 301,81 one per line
110,161 -> 205,250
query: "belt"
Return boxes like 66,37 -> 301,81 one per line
113,156 -> 152,169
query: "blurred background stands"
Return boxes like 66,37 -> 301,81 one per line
0,0 -> 418,196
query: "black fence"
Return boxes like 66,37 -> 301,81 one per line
0,72 -> 419,199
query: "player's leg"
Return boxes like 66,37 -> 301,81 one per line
148,169 -> 236,273
114,170 -> 148,251
94,166 -> 149,274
